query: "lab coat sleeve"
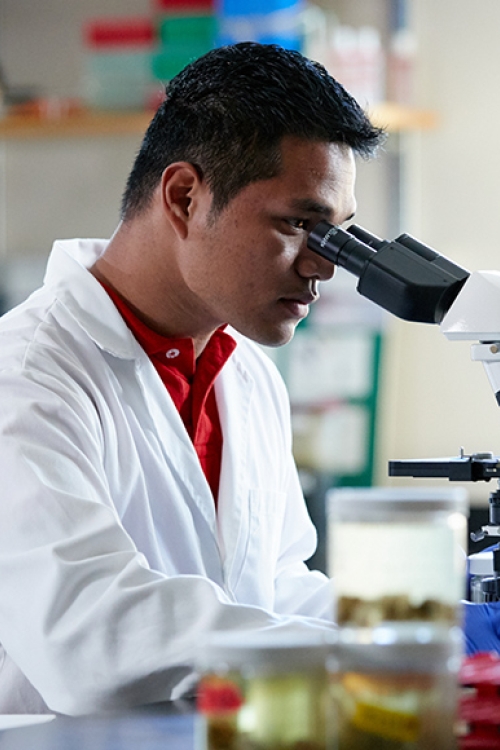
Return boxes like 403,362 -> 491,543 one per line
0,368 -> 333,716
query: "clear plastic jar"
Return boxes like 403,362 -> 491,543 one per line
469,549 -> 495,602
196,631 -> 331,750
327,487 -> 468,630
328,624 -> 462,749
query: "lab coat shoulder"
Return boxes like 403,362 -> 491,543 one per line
0,283 -> 115,490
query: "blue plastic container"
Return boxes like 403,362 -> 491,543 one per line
216,0 -> 304,50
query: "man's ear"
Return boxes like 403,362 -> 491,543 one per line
160,162 -> 203,239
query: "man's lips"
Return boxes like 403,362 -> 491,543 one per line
281,291 -> 318,306
279,293 -> 317,317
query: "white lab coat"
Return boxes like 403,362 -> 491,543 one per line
0,238 -> 334,715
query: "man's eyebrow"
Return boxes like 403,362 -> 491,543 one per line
289,198 -> 333,219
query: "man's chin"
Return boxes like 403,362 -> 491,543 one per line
240,324 -> 298,349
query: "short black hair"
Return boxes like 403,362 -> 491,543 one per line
121,42 -> 385,221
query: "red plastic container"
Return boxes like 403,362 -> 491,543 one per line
152,0 -> 214,11
84,18 -> 156,49
459,653 -> 500,749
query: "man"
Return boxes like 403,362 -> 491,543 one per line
0,42 -> 384,714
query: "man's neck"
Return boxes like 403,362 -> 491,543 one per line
90,221 -> 221,358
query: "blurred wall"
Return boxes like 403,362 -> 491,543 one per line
375,0 -> 500,505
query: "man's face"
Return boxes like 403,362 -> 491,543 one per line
180,136 -> 357,347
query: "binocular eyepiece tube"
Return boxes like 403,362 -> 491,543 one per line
306,220 -> 470,325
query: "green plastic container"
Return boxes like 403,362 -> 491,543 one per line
152,41 -> 214,81
158,14 -> 216,46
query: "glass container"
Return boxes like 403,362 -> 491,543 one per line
328,624 -> 462,749
196,630 -> 331,750
327,487 -> 468,630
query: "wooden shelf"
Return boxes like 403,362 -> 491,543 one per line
369,101 -> 439,132
0,102 -> 437,141
0,109 -> 154,140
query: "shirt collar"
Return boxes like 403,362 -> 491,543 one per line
100,281 -> 236,378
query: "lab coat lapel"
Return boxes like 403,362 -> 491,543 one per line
135,354 -> 219,536
215,354 -> 254,595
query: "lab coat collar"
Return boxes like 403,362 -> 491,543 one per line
43,238 -> 144,361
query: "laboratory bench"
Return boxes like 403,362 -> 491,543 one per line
0,704 -> 196,750
0,703 -> 487,750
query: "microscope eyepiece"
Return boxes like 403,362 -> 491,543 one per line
307,221 -> 375,277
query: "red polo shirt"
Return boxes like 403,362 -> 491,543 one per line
101,284 -> 236,505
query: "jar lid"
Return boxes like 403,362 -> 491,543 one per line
328,624 -> 463,674
196,629 -> 331,674
328,486 -> 468,519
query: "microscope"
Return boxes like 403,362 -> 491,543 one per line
308,221 -> 500,602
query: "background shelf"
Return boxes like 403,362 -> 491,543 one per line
0,102 -> 437,141
0,109 -> 154,140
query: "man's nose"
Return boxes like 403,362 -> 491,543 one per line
296,243 -> 336,282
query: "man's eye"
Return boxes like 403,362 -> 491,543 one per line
288,218 -> 309,230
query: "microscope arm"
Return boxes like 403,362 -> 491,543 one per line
440,270 -> 500,405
